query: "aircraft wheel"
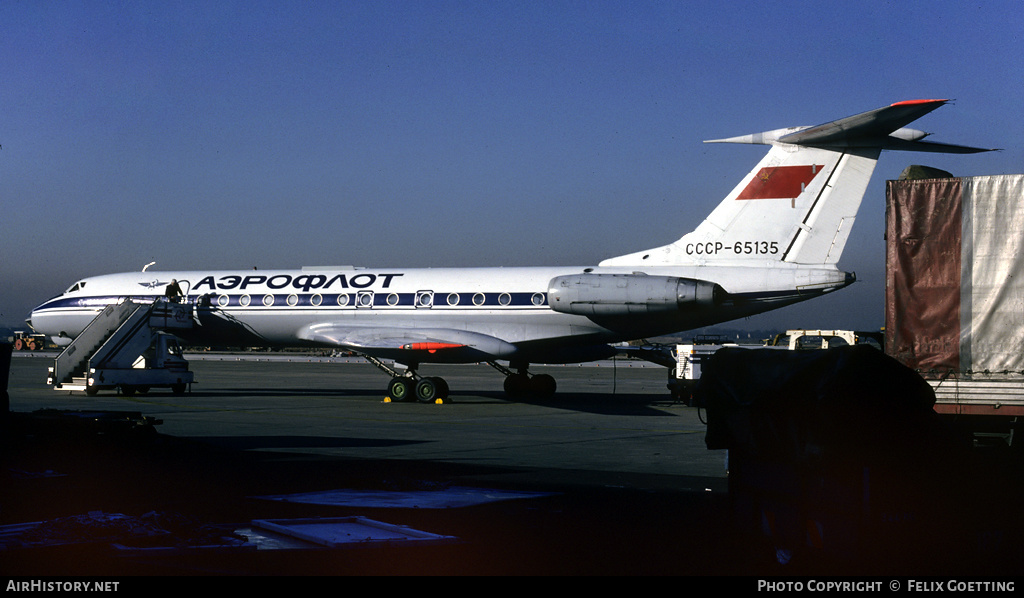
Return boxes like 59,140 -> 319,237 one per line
415,377 -> 447,403
432,377 -> 449,399
121,385 -> 137,396
388,377 -> 413,402
171,383 -> 187,395
503,373 -> 531,397
530,374 -> 557,397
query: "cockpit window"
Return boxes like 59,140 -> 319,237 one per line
66,281 -> 86,293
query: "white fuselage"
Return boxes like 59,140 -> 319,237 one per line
29,263 -> 851,364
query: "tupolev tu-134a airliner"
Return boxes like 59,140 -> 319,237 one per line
29,100 -> 993,402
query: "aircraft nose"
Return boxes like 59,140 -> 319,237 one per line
27,302 -> 47,332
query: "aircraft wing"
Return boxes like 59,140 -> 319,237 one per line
299,324 -> 520,363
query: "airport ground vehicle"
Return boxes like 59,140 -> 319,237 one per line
47,299 -> 194,396
10,331 -> 48,351
885,172 -> 1024,446
667,329 -> 871,402
698,345 -> 1012,570
668,335 -> 742,402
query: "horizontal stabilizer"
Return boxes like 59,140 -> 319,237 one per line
705,99 -> 997,153
870,138 -> 999,154
779,99 -> 950,146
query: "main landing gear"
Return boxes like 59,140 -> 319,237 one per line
361,355 -> 450,404
364,356 -> 557,404
386,375 -> 449,404
490,361 -> 557,399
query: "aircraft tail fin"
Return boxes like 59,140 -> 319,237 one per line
601,100 -> 995,268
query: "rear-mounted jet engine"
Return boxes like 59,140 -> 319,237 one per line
546,273 -> 723,317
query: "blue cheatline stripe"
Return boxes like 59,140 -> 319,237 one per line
36,291 -> 552,311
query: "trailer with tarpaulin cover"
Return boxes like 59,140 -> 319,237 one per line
886,172 -> 1024,446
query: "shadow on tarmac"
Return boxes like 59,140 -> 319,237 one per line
3,410 -> 1022,579
0,414 -> 745,576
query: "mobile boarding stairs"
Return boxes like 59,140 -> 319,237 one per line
49,299 -> 195,396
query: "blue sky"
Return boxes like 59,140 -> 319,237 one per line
2,0 -> 1022,334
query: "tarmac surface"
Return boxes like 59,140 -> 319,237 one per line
2,353 -> 1022,579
